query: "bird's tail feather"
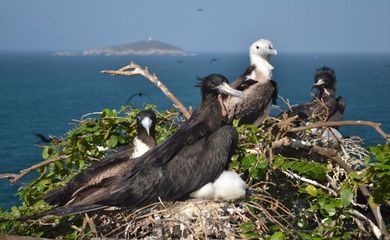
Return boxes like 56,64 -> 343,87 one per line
0,204 -> 107,222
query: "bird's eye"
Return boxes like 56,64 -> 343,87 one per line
269,46 -> 272,50
256,46 -> 259,49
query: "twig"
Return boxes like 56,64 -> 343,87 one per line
282,170 -> 338,197
0,155 -> 67,184
101,61 -> 191,119
288,120 -> 390,144
348,209 -> 382,240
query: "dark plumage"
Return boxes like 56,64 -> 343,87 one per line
282,66 -> 345,124
43,110 -> 157,206
38,74 -> 244,217
225,39 -> 278,126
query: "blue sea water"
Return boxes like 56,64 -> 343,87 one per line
0,52 -> 389,208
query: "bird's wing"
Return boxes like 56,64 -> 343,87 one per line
63,125 -> 238,211
321,95 -> 338,120
162,125 -> 238,200
230,65 -> 257,90
336,96 -> 345,113
130,110 -> 212,172
284,95 -> 338,122
285,100 -> 317,119
233,81 -> 276,125
44,145 -> 136,206
328,96 -> 345,122
270,80 -> 278,105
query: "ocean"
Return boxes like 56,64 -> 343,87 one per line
0,52 -> 389,208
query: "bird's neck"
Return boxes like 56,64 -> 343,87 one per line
200,93 -> 226,129
316,87 -> 336,99
136,128 -> 157,147
250,54 -> 273,81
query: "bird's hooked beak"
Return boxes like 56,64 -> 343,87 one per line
141,117 -> 153,136
313,79 -> 331,95
215,82 -> 245,99
269,48 -> 277,55
313,79 -> 326,87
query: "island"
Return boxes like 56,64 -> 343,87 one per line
53,38 -> 187,56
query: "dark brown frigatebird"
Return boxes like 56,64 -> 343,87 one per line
282,66 -> 345,124
43,110 -> 157,206
35,74 -> 244,217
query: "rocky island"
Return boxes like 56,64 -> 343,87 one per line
53,38 -> 186,56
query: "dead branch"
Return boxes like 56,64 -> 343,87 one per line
0,155 -> 66,184
288,120 -> 390,144
282,170 -> 338,197
101,61 -> 191,119
348,209 -> 382,240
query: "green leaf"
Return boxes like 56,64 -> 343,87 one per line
11,206 -> 20,217
42,147 -> 50,159
106,135 -> 118,148
340,187 -> 353,207
242,154 -> 256,169
240,222 -> 254,232
306,185 -> 318,196
273,155 -> 285,168
270,231 -> 285,240
102,108 -> 117,117
324,204 -> 336,216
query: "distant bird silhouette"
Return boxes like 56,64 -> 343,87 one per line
197,8 -> 204,12
33,133 -> 61,144
209,58 -> 218,64
177,60 -> 184,64
126,92 -> 144,104
34,133 -> 51,143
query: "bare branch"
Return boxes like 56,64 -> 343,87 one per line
288,120 -> 390,144
348,209 -> 382,240
0,155 -> 67,184
101,61 -> 191,119
282,170 -> 338,197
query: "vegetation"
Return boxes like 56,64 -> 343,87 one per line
0,103 -> 389,239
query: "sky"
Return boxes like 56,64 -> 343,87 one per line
1,0 -> 390,53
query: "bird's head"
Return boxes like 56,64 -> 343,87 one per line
313,66 -> 337,96
196,74 -> 244,99
196,74 -> 244,117
136,110 -> 156,137
249,39 -> 277,60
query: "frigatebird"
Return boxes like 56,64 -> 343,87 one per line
43,110 -> 157,206
283,66 -> 344,124
35,74 -> 244,217
225,39 -> 278,126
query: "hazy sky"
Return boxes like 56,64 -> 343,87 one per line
1,0 -> 389,52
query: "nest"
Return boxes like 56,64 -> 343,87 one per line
67,190 -> 290,240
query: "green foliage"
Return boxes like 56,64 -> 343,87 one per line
240,222 -> 261,239
367,144 -> 390,204
0,107 -> 388,239
0,105 -> 180,238
273,155 -> 327,181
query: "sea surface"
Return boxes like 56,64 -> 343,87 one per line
0,52 -> 389,208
